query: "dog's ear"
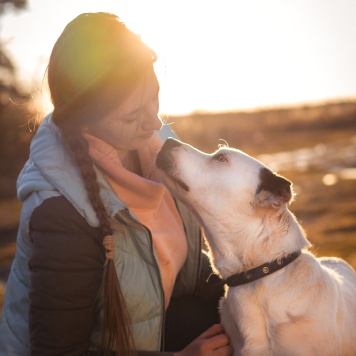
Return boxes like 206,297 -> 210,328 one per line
253,168 -> 293,209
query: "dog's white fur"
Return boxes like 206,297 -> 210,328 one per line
155,138 -> 356,356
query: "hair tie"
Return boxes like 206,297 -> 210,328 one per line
103,235 -> 115,260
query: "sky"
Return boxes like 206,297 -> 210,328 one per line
2,0 -> 356,115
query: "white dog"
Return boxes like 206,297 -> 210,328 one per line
155,138 -> 356,356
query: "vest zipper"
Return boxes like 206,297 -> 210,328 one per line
120,208 -> 166,351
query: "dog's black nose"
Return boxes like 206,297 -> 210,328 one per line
155,138 -> 181,170
161,138 -> 182,152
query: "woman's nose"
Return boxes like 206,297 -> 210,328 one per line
141,103 -> 162,131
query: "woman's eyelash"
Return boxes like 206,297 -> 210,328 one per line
124,113 -> 140,122
123,94 -> 158,122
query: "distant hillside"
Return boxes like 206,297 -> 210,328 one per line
168,100 -> 356,155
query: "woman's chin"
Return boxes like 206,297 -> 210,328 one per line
132,133 -> 155,149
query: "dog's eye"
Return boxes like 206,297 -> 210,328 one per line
213,153 -> 227,162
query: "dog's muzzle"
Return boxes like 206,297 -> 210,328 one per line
155,138 -> 182,170
155,138 -> 190,191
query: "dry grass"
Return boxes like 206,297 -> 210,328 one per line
286,171 -> 356,269
0,199 -> 22,230
0,282 -> 6,320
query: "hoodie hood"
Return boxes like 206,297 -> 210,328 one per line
17,114 -> 178,227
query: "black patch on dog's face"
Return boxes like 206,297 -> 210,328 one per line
257,168 -> 292,202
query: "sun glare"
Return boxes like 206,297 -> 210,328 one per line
3,0 -> 356,115
115,1 -> 257,115
112,0 -> 356,115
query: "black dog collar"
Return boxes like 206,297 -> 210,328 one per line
207,251 -> 301,287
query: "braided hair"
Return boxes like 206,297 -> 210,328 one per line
47,12 -> 156,355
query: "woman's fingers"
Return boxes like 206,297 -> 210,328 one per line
201,332 -> 230,352
175,324 -> 233,356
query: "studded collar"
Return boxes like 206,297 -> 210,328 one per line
207,251 -> 302,287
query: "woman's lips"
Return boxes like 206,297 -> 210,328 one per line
139,132 -> 154,140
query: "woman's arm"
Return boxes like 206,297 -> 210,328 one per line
28,196 -> 105,355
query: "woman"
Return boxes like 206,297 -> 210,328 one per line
0,12 -> 231,355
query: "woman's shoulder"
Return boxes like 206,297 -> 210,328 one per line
30,195 -> 103,239
29,196 -> 106,268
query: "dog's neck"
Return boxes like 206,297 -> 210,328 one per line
208,250 -> 302,287
204,208 -> 310,279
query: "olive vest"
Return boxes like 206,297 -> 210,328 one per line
0,115 -> 202,354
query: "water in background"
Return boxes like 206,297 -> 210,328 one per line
258,135 -> 356,185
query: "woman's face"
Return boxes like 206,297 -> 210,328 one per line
87,72 -> 162,151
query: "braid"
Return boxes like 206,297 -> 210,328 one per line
46,12 -> 157,355
66,133 -> 112,234
64,130 -> 135,355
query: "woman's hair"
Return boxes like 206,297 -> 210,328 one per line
47,12 -> 156,355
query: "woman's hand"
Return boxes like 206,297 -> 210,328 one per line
174,324 -> 233,356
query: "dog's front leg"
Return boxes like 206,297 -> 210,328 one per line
220,297 -> 244,355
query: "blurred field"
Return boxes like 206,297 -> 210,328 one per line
168,101 -> 356,268
1,100 -> 356,316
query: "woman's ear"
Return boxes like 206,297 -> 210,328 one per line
253,168 -> 293,209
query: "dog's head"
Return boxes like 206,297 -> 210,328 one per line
155,138 -> 293,217
155,138 -> 305,274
